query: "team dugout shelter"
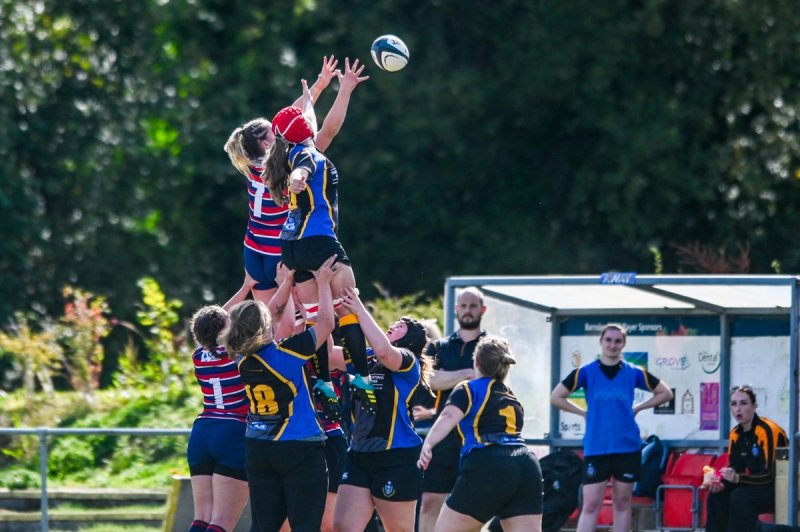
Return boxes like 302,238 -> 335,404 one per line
442,274 -> 800,525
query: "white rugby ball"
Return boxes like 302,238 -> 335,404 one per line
370,34 -> 410,72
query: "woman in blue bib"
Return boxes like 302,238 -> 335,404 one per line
551,323 -> 673,532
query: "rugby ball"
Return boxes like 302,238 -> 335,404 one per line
370,35 -> 410,72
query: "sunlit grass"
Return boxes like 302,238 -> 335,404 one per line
50,503 -> 165,513
52,526 -> 160,532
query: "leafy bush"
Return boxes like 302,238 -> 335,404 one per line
134,277 -> 188,393
0,291 -> 442,488
0,313 -> 62,394
366,289 -> 444,336
57,286 -> 112,393
0,467 -> 40,489
48,437 -> 96,479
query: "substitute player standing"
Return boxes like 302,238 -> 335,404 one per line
551,323 -> 673,532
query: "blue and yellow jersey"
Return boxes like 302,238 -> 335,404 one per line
349,348 -> 423,452
447,377 -> 526,460
237,329 -> 324,442
280,144 -> 339,241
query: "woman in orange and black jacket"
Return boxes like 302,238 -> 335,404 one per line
706,385 -> 788,532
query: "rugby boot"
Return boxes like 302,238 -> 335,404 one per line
351,374 -> 377,415
313,379 -> 342,423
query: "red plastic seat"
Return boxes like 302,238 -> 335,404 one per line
656,453 -> 716,530
759,513 -> 775,524
597,503 -> 615,526
594,481 -> 656,527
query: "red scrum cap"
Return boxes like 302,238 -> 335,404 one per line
271,106 -> 314,144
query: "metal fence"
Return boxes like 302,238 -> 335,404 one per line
0,427 -> 190,532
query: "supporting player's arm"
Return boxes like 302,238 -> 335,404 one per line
418,404 -> 465,470
339,286 -> 404,371
268,263 -> 296,340
222,271 -> 257,313
308,256 -> 338,350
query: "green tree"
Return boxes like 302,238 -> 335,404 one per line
2,0 -> 800,331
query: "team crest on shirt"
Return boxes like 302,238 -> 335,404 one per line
382,480 -> 396,498
586,462 -> 596,478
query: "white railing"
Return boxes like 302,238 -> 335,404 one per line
0,427 -> 190,532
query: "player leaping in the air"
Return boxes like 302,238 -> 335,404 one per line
262,58 -> 377,413
223,56 -> 368,415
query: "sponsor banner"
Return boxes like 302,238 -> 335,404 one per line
557,316 -> 790,440
700,382 -> 720,431
560,316 -> 720,337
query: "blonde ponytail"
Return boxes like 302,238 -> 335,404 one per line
223,127 -> 251,178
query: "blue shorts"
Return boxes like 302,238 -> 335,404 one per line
243,247 -> 280,291
187,418 -> 247,480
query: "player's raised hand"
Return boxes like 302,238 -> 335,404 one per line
338,57 -> 369,93
317,55 -> 340,87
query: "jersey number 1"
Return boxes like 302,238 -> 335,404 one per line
498,405 -> 517,434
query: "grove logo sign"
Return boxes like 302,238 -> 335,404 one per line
698,351 -> 721,374
655,355 -> 690,370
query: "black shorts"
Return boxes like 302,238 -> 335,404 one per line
325,433 -> 348,493
281,236 -> 351,283
583,450 -> 642,485
340,446 -> 422,501
447,445 -> 543,523
421,434 -> 461,493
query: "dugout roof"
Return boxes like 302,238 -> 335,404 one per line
444,274 -> 795,317
442,273 -> 800,526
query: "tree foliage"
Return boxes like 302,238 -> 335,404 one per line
1,0 -> 800,326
